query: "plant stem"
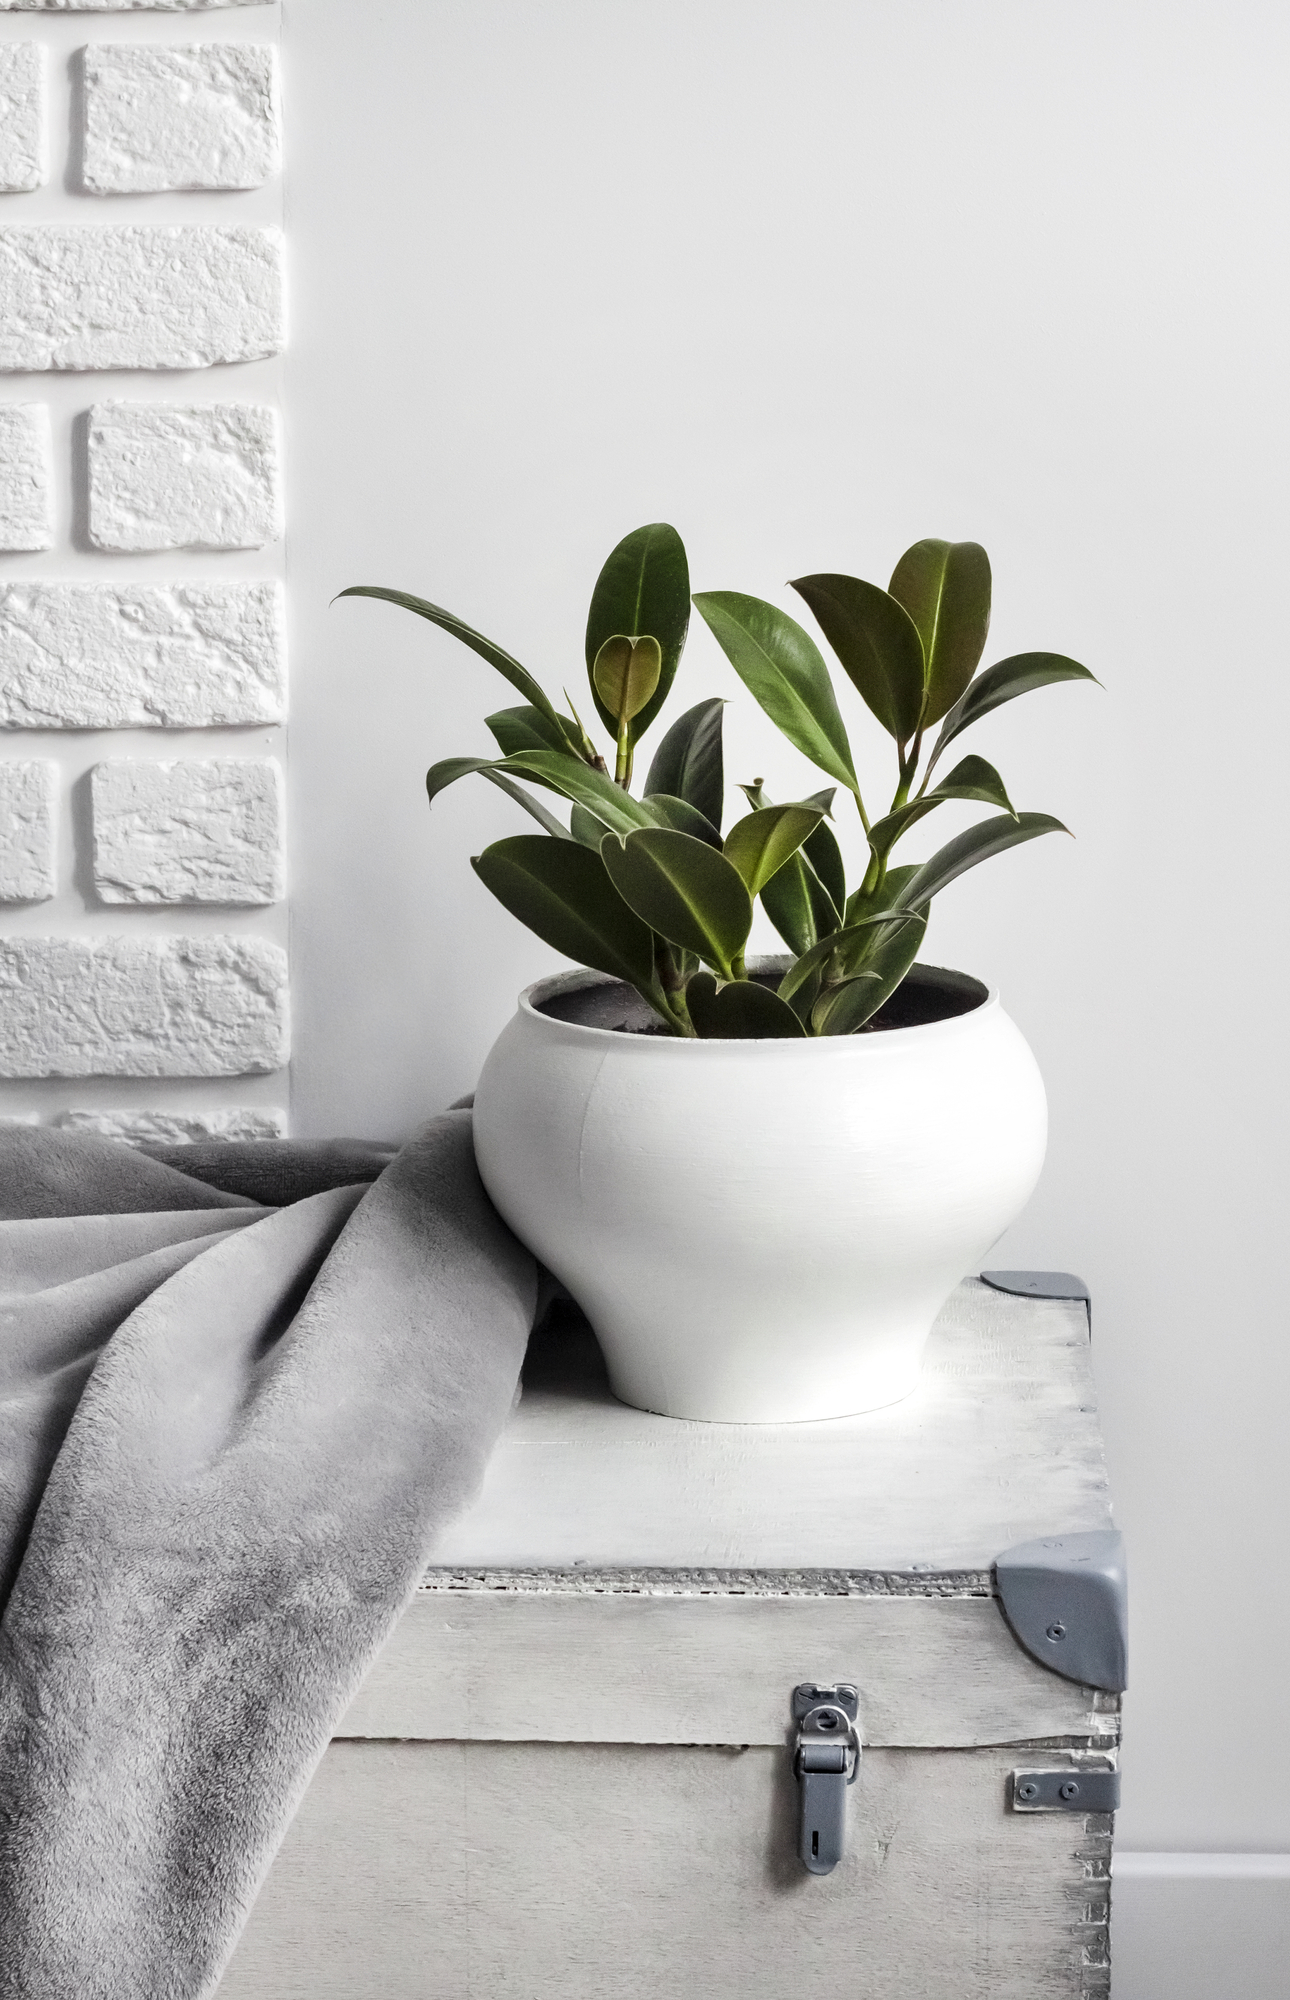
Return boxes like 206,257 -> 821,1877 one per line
614,726 -> 633,789
654,941 -> 697,1037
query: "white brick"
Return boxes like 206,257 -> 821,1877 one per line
0,582 -> 285,728
82,43 -> 279,194
0,760 -> 54,902
55,1106 -> 286,1143
0,936 -> 288,1077
0,44 -> 43,190
0,404 -> 52,551
92,758 -> 283,906
88,402 -> 281,552
0,226 -> 283,371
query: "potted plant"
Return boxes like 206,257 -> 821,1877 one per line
340,526 -> 1095,1422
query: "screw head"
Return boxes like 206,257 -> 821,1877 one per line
1018,1780 -> 1039,1801
1046,1621 -> 1067,1642
1059,1780 -> 1080,1801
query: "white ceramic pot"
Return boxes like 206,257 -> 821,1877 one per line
472,961 -> 1047,1423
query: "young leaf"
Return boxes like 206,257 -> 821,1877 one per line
644,697 -> 725,829
472,837 -> 659,1000
887,540 -> 992,726
424,755 -> 571,839
585,523 -> 691,743
599,828 -> 753,979
897,811 -> 1070,910
337,587 -> 566,734
686,971 -> 806,1040
926,653 -> 1099,775
722,802 -> 826,899
811,910 -> 927,1033
643,793 -> 723,848
592,635 -> 663,729
865,754 -> 1017,861
788,573 -> 926,743
496,751 -> 658,838
485,705 -> 570,758
693,592 -> 860,797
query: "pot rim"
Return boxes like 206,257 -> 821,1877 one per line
515,958 -> 1001,1052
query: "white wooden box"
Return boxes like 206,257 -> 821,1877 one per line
219,1278 -> 1121,1999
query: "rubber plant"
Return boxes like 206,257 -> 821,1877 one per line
339,525 -> 1095,1039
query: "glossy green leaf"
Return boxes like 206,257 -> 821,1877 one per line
642,792 -> 723,848
337,586 -> 565,733
759,851 -> 838,956
693,592 -> 860,796
686,971 -> 806,1040
424,755 -> 571,839
496,751 -> 657,838
865,754 -> 1017,861
777,908 -> 916,1007
845,863 -> 919,930
887,540 -> 992,727
789,573 -> 925,743
599,828 -> 753,979
585,523 -> 691,743
485,705 -> 570,758
803,814 -> 846,915
592,635 -> 663,729
811,910 -> 926,1033
722,802 -> 826,899
472,837 -> 659,998
644,697 -> 725,829
569,803 -> 608,849
926,652 -> 1099,775
897,811 -> 1070,910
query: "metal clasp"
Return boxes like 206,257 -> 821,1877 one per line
792,1682 -> 860,1875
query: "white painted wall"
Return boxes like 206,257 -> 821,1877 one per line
287,0 -> 1290,1874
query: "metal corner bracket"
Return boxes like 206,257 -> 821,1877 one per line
995,1529 -> 1128,1693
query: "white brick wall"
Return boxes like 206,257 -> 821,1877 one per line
55,1107 -> 286,1143
0,936 -> 289,1077
88,403 -> 282,551
82,43 -> 280,194
0,582 -> 286,727
0,761 -> 55,903
0,43 -> 44,191
92,758 -> 284,905
0,226 -> 284,370
0,404 -> 52,551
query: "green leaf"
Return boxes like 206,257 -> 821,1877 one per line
599,828 -> 753,979
788,573 -> 925,743
865,754 -> 1017,862
686,971 -> 806,1040
592,635 -> 663,730
777,908 -> 917,1007
759,852 -> 838,956
887,540 -> 992,727
337,587 -> 565,734
642,792 -> 723,848
425,756 -> 574,840
803,814 -> 846,914
569,803 -> 609,849
722,802 -> 826,899
585,523 -> 691,744
845,863 -> 919,930
693,592 -> 860,797
471,837 -> 659,1000
644,697 -> 725,829
897,811 -> 1070,910
485,705 -> 570,758
496,751 -> 658,838
927,652 -> 1099,775
811,910 -> 926,1034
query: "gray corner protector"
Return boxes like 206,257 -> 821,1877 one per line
995,1529 -> 1127,1693
981,1269 -> 1092,1333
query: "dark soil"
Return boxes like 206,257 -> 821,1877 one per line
539,963 -> 988,1038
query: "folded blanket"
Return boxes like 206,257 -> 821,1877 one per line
0,1116 -> 538,2000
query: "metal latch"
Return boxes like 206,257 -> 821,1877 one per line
792,1683 -> 860,1875
1011,1767 -> 1121,1813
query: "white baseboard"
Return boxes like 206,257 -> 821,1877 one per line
1112,1853 -> 1290,2000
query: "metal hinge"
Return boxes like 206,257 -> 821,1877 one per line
792,1683 -> 860,1876
1012,1766 -> 1121,1813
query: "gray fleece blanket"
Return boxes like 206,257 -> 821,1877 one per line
0,1116 -> 538,2000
